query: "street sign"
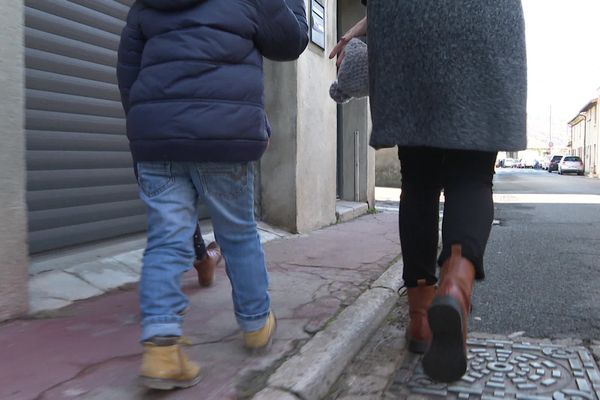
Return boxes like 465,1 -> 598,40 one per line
549,142 -> 554,148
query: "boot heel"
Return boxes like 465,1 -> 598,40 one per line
422,295 -> 467,382
407,337 -> 430,354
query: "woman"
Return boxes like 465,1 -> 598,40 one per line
330,0 -> 527,382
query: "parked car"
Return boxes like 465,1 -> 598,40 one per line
541,157 -> 550,170
523,159 -> 537,168
514,159 -> 524,168
558,156 -> 584,175
503,158 -> 516,168
548,155 -> 564,173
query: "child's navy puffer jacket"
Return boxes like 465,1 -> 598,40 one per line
117,0 -> 309,162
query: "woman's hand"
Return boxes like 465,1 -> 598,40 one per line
329,17 -> 367,67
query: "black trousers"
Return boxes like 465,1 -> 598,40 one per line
398,147 -> 497,288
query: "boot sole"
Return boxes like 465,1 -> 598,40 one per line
422,296 -> 467,383
139,374 -> 202,390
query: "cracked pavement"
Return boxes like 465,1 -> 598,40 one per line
0,213 -> 401,400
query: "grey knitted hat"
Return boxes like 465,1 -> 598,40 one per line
330,38 -> 369,104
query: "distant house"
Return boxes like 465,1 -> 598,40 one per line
568,98 -> 599,176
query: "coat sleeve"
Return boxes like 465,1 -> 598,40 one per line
117,4 -> 145,115
254,0 -> 309,61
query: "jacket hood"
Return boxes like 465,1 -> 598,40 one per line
141,0 -> 204,11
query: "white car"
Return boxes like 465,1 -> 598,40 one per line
503,158 -> 516,168
558,156 -> 584,175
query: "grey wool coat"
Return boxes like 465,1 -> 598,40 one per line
364,0 -> 527,152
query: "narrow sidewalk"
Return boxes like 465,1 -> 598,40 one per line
0,213 -> 400,400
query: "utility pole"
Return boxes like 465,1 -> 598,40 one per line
549,104 -> 552,145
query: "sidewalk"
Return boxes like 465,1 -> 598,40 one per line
0,213 -> 401,400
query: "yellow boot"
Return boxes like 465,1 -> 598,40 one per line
243,312 -> 277,354
139,337 -> 201,390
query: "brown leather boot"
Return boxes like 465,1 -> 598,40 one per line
406,280 -> 436,354
193,242 -> 222,287
422,244 -> 475,383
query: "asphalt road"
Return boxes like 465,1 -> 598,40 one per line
472,168 -> 600,340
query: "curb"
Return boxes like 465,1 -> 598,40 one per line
253,260 -> 404,400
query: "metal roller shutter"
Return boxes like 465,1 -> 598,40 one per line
25,0 -> 144,253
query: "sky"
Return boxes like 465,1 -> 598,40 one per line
522,0 -> 600,148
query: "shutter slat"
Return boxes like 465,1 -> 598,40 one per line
27,130 -> 129,152
26,109 -> 125,135
27,89 -> 124,118
28,168 -> 135,191
26,68 -> 120,101
27,184 -> 140,211
26,48 -> 117,84
27,150 -> 132,171
113,0 -> 136,9
26,27 -> 117,67
25,7 -> 120,51
25,0 -> 125,35
29,200 -> 145,231
68,0 -> 131,20
29,215 -> 147,254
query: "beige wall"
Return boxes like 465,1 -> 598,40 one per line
295,0 -> 339,232
0,0 -> 29,320
262,0 -> 339,232
375,148 -> 401,188
261,60 -> 300,231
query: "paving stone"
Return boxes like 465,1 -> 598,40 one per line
66,260 -> 140,292
29,270 -> 104,305
253,388 -> 299,400
28,295 -> 72,314
110,249 -> 144,275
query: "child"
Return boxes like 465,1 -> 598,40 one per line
117,0 -> 308,390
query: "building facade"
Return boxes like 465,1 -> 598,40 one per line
0,0 -> 373,320
569,98 -> 599,176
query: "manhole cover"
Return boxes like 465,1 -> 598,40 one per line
395,338 -> 600,399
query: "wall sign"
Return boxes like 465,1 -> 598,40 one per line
310,0 -> 325,49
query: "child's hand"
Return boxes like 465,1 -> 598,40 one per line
329,17 -> 367,67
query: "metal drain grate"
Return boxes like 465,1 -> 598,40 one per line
403,338 -> 600,400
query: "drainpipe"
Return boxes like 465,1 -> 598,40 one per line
581,113 -> 587,174
354,130 -> 360,202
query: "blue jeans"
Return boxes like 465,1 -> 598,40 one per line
136,161 -> 270,341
